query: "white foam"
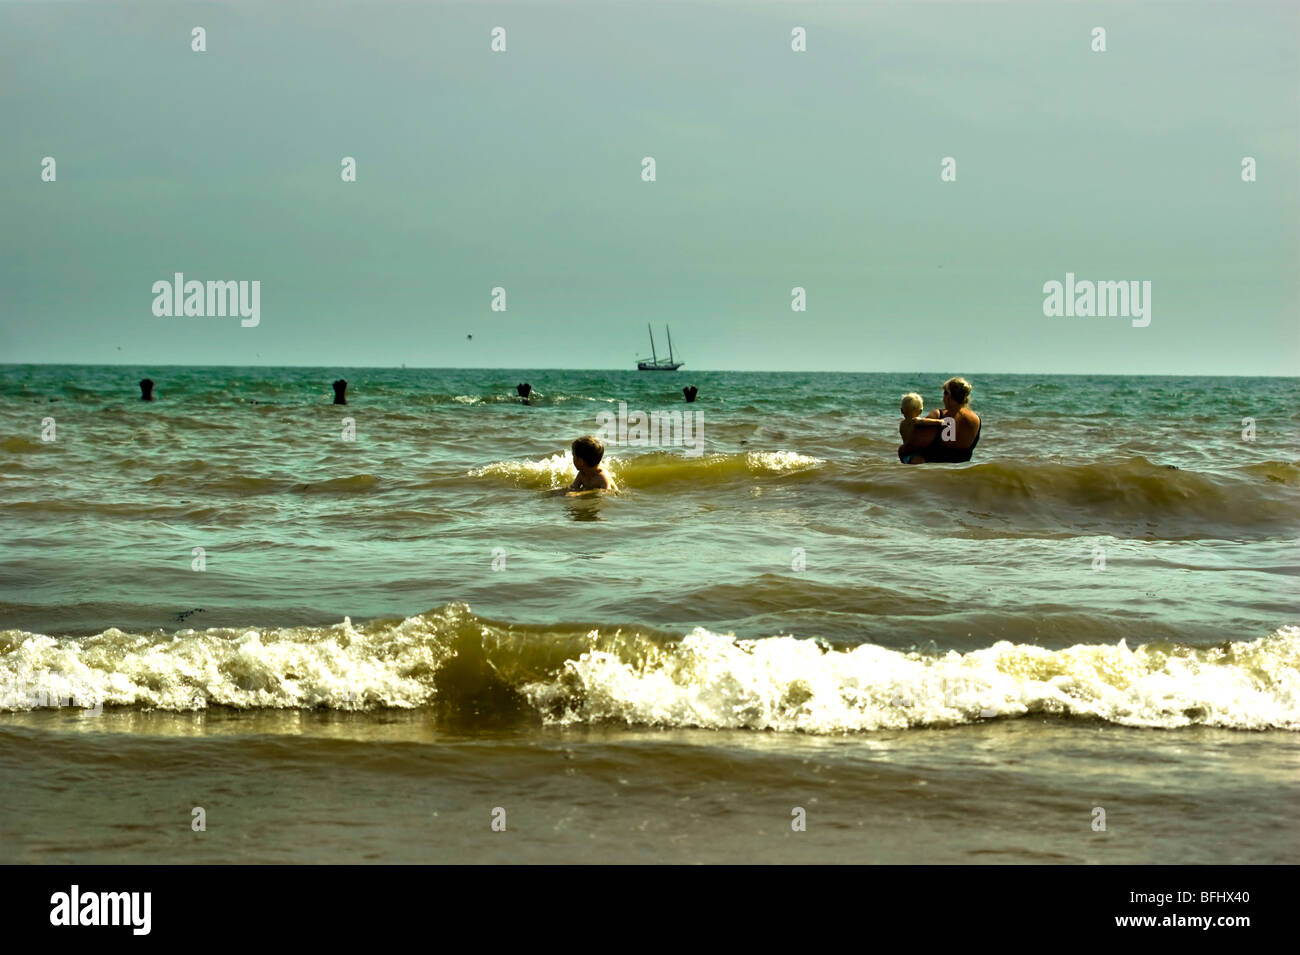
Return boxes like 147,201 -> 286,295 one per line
522,626 -> 1300,732
744,450 -> 825,472
0,617 -> 445,712
3,613 -> 1296,732
468,449 -> 822,490
468,451 -> 579,489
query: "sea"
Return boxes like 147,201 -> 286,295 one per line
1,365 -> 1297,863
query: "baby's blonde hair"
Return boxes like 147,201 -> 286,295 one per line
900,392 -> 923,414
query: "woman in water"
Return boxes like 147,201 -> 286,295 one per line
904,376 -> 981,464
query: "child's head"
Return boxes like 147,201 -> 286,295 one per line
572,435 -> 605,469
900,392 -> 923,418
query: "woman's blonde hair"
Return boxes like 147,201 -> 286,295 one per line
943,377 -> 972,406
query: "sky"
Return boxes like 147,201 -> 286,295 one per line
1,0 -> 1297,374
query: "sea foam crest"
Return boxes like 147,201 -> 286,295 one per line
468,450 -> 824,490
0,617 -> 443,712
2,612 -> 1296,732
468,452 -> 578,488
523,626 -> 1300,732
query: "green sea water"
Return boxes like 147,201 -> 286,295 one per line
1,365 -> 1297,863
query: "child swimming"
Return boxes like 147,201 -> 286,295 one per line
568,435 -> 618,492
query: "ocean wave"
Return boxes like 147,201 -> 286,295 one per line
469,450 -> 825,489
1238,460 -> 1300,486
0,436 -> 51,454
137,471 -> 382,495
837,457 -> 1300,531
290,474 -> 380,494
2,605 -> 1295,732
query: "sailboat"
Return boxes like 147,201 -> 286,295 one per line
637,324 -> 684,371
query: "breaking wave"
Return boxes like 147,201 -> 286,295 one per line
3,605 -> 1296,732
469,450 -> 825,490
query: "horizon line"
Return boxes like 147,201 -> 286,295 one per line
0,362 -> 1296,379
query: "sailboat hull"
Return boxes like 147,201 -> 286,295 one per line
637,362 -> 683,371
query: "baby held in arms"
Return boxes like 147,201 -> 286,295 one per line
897,392 -> 945,464
568,435 -> 618,492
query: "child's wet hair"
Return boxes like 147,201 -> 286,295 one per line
572,435 -> 605,466
900,392 -> 923,414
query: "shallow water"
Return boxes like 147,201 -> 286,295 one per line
3,711 -> 1296,864
1,365 -> 1297,862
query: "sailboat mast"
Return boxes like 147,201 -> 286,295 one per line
666,325 -> 674,363
648,323 -> 658,363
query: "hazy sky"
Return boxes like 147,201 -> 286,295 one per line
2,1 -> 1297,373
